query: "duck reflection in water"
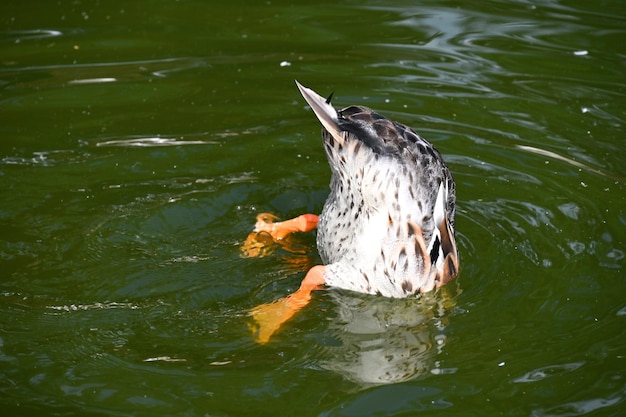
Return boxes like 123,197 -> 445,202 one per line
319,288 -> 456,386
242,81 -> 459,346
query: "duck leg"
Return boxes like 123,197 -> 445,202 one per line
241,213 -> 319,257
254,213 -> 319,240
249,265 -> 325,344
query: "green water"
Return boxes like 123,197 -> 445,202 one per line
1,0 -> 625,416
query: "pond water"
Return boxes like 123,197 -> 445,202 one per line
1,0 -> 625,416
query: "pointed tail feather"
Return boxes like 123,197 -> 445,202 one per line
295,80 -> 344,144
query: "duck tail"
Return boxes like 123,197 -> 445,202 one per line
295,81 -> 344,144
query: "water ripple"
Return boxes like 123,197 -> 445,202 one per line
530,388 -> 626,417
0,57 -> 209,90
1,149 -> 90,167
1,29 -> 65,43
512,362 -> 585,383
96,137 -> 218,148
516,145 -> 615,179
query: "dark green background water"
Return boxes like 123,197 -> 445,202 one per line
1,1 -> 624,416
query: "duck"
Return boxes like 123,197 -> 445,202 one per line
243,81 -> 459,343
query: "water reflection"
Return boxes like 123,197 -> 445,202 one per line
319,288 -> 458,386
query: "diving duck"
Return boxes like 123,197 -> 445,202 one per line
243,81 -> 459,343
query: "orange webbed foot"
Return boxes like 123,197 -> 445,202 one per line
249,291 -> 312,344
249,265 -> 326,344
240,213 -> 319,258
240,213 -> 281,258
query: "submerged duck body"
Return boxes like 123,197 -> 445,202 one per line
297,81 -> 458,297
244,82 -> 459,343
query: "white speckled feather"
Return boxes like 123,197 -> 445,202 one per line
297,82 -> 459,297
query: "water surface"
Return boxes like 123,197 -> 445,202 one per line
1,0 -> 625,416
